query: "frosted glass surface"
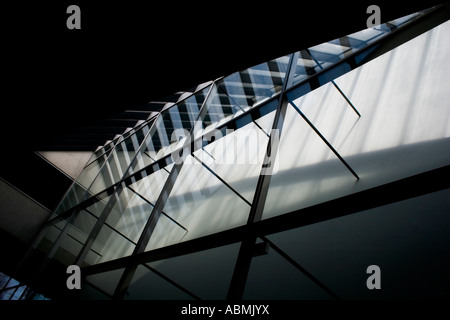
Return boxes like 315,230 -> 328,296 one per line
146,154 -> 251,251
263,20 -> 450,219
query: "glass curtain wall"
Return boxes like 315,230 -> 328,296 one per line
25,5 -> 450,300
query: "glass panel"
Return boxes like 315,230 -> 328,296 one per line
263,83 -> 357,220
85,222 -> 135,265
84,163 -> 173,265
146,152 -> 252,251
147,242 -> 240,299
289,11 -> 424,91
0,288 -> 15,300
49,207 -> 99,265
128,88 -> 209,175
265,189 -> 450,299
263,19 -> 450,220
54,151 -> 111,215
194,110 -> 275,204
125,264 -> 195,300
196,55 -> 289,139
34,191 -> 115,262
291,50 -> 321,86
85,268 -> 125,297
87,123 -> 151,195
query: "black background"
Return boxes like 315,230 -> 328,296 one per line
2,0 -> 443,151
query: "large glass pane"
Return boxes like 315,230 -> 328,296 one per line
264,188 -> 450,299
289,11 -> 424,91
145,105 -> 276,252
146,154 -> 250,251
263,83 -> 357,220
194,110 -> 275,203
263,19 -> 450,220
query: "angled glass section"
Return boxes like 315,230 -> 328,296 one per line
127,87 -> 210,175
34,190 -> 117,265
196,55 -> 289,138
289,10 -> 426,89
263,87 -> 357,220
87,123 -> 152,195
263,17 -> 450,220
146,155 -> 250,251
145,105 -> 277,252
54,147 -> 116,216
83,163 -> 174,265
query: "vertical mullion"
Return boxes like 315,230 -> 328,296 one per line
112,83 -> 215,299
227,52 -> 299,300
72,123 -> 157,266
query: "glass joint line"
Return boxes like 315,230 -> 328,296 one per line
191,153 -> 252,207
127,186 -> 188,232
307,48 -> 361,117
290,100 -> 359,180
142,263 -> 201,300
228,52 -> 299,300
217,84 -> 270,137
70,120 -> 160,267
84,208 -> 139,246
260,236 -> 341,300
201,146 -> 216,161
144,151 -> 170,173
